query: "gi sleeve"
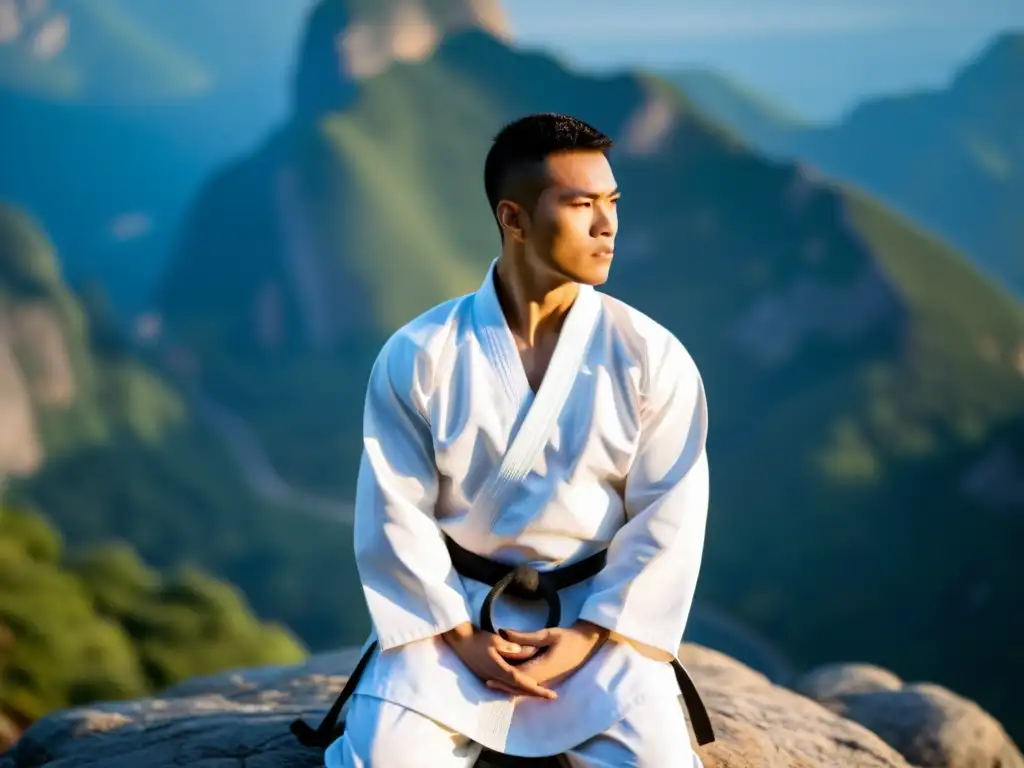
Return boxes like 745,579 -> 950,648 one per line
353,335 -> 473,651
577,335 -> 710,662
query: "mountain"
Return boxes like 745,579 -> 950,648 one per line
0,76 -> 296,317
0,0 -> 510,318
788,32 -> 1024,299
673,32 -> 1024,299
0,0 -> 312,104
662,68 -> 807,156
0,500 -> 305,739
155,1 -> 1024,738
0,0 -> 508,105
0,0 -> 314,316
0,203 -> 365,653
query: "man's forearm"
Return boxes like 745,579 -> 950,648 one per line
441,621 -> 476,645
571,618 -> 610,644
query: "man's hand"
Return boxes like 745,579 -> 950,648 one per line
441,622 -> 556,699
487,620 -> 610,694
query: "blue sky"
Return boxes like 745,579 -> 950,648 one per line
502,0 -> 1024,121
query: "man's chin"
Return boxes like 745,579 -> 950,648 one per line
547,256 -> 612,287
574,264 -> 612,287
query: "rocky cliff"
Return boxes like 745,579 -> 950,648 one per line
293,0 -> 508,115
0,202 -> 365,654
0,202 -> 169,478
2,645 -> 1020,767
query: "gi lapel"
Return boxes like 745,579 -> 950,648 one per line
471,259 -> 602,530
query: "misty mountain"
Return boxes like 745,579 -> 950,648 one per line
671,32 -> 1024,299
0,0 -> 509,316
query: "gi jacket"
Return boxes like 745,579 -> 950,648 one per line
336,260 -> 710,759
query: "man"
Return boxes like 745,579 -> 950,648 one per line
326,113 -> 710,766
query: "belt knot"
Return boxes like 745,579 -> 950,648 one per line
509,564 -> 541,597
481,564 -> 561,634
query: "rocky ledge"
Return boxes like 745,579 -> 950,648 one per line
1,645 -> 1019,768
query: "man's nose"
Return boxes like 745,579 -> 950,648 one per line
594,206 -> 617,238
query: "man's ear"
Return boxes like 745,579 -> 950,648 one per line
496,201 -> 526,243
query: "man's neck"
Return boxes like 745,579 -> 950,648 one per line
494,251 -> 579,347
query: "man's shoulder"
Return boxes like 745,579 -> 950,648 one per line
598,292 -> 696,372
377,294 -> 470,370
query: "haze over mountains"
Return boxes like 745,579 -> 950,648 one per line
0,0 -> 509,316
0,0 -> 307,315
1,0 -> 1022,745
671,31 -> 1024,300
0,0 -> 312,103
516,0 -> 1024,122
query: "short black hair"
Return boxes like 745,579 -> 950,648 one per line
484,113 -> 613,236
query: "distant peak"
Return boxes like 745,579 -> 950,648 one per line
975,30 -> 1024,66
953,29 -> 1024,91
984,29 -> 1024,55
339,0 -> 510,78
293,0 -> 509,113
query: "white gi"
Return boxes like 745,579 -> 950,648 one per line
327,259 -> 710,766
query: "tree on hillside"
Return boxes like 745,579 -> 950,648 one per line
0,500 -> 307,727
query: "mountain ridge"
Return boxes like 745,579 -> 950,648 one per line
670,29 -> 1024,298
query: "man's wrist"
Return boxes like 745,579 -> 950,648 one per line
441,621 -> 475,646
572,619 -> 610,644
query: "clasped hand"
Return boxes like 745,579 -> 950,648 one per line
442,621 -> 609,700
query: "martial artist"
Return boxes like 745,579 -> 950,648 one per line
321,112 -> 711,766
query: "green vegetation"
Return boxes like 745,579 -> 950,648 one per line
0,502 -> 306,724
0,204 -> 65,297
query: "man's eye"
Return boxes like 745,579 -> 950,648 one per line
572,201 -> 592,207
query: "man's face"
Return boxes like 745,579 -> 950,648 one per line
519,149 -> 619,286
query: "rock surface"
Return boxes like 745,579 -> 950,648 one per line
0,303 -> 76,477
0,714 -> 18,756
1,646 -> 1020,767
797,663 -> 1024,768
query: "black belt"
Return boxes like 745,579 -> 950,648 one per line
291,535 -> 715,754
444,534 -> 608,634
445,535 -> 715,748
